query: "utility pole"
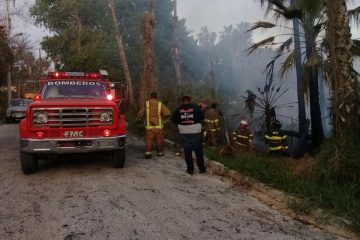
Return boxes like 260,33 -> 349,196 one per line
5,0 -> 12,104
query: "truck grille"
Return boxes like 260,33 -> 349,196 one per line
32,107 -> 113,128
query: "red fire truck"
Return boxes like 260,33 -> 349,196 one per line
19,72 -> 126,174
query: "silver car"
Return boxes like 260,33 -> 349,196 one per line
5,99 -> 32,123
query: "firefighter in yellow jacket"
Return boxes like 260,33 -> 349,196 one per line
204,103 -> 221,146
138,92 -> 170,159
264,120 -> 289,155
232,120 -> 253,151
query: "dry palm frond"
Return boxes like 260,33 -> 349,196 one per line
281,8 -> 303,19
246,21 -> 276,32
218,145 -> 236,157
280,50 -> 296,78
297,0 -> 324,17
276,37 -> 293,57
348,6 -> 360,27
304,52 -> 322,69
246,36 -> 275,55
351,39 -> 360,58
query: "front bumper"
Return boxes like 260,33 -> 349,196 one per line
7,111 -> 26,119
20,135 -> 126,154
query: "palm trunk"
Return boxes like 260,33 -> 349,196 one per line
305,30 -> 324,148
172,0 -> 181,85
325,0 -> 359,143
109,0 -> 135,105
308,67 -> 324,147
74,4 -> 82,70
139,0 -> 157,105
290,0 -> 306,134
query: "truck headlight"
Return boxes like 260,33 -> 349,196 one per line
36,112 -> 48,124
100,112 -> 111,122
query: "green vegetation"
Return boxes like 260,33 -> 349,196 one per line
205,140 -> 360,233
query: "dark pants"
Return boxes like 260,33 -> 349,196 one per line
180,133 -> 206,173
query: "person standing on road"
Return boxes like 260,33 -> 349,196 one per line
138,92 -> 170,159
171,95 -> 206,175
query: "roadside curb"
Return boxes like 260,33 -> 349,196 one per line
164,138 -> 356,239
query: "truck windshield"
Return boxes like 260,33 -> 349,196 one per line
42,81 -> 107,99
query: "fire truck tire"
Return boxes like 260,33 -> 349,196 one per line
111,149 -> 126,168
20,151 -> 38,174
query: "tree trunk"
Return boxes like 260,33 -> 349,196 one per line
308,67 -> 324,148
172,0 -> 181,85
74,4 -> 82,70
109,0 -> 135,105
325,0 -> 359,144
139,0 -> 157,106
290,0 -> 306,134
305,31 -> 324,148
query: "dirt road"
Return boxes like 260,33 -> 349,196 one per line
0,123 -> 344,240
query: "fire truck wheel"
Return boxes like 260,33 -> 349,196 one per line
20,151 -> 38,174
111,149 -> 126,168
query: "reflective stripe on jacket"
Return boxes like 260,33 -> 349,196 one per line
146,100 -> 169,130
232,128 -> 253,148
204,108 -> 220,132
264,131 -> 288,151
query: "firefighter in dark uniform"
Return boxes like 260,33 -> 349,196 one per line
264,120 -> 289,155
204,103 -> 221,146
232,120 -> 253,151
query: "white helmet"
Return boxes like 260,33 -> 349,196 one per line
240,120 -> 248,125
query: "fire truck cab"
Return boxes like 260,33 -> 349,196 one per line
19,71 -> 126,174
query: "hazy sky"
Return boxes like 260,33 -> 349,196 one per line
178,0 -> 360,40
3,0 -> 360,50
177,0 -> 265,32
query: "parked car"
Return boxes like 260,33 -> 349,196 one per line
5,99 -> 32,123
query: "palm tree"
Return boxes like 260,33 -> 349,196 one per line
109,0 -> 135,105
290,0 -> 307,135
250,0 -> 325,148
139,0 -> 157,105
172,0 -> 182,85
324,0 -> 359,143
197,26 -> 218,91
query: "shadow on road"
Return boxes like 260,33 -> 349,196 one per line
37,143 -> 146,172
